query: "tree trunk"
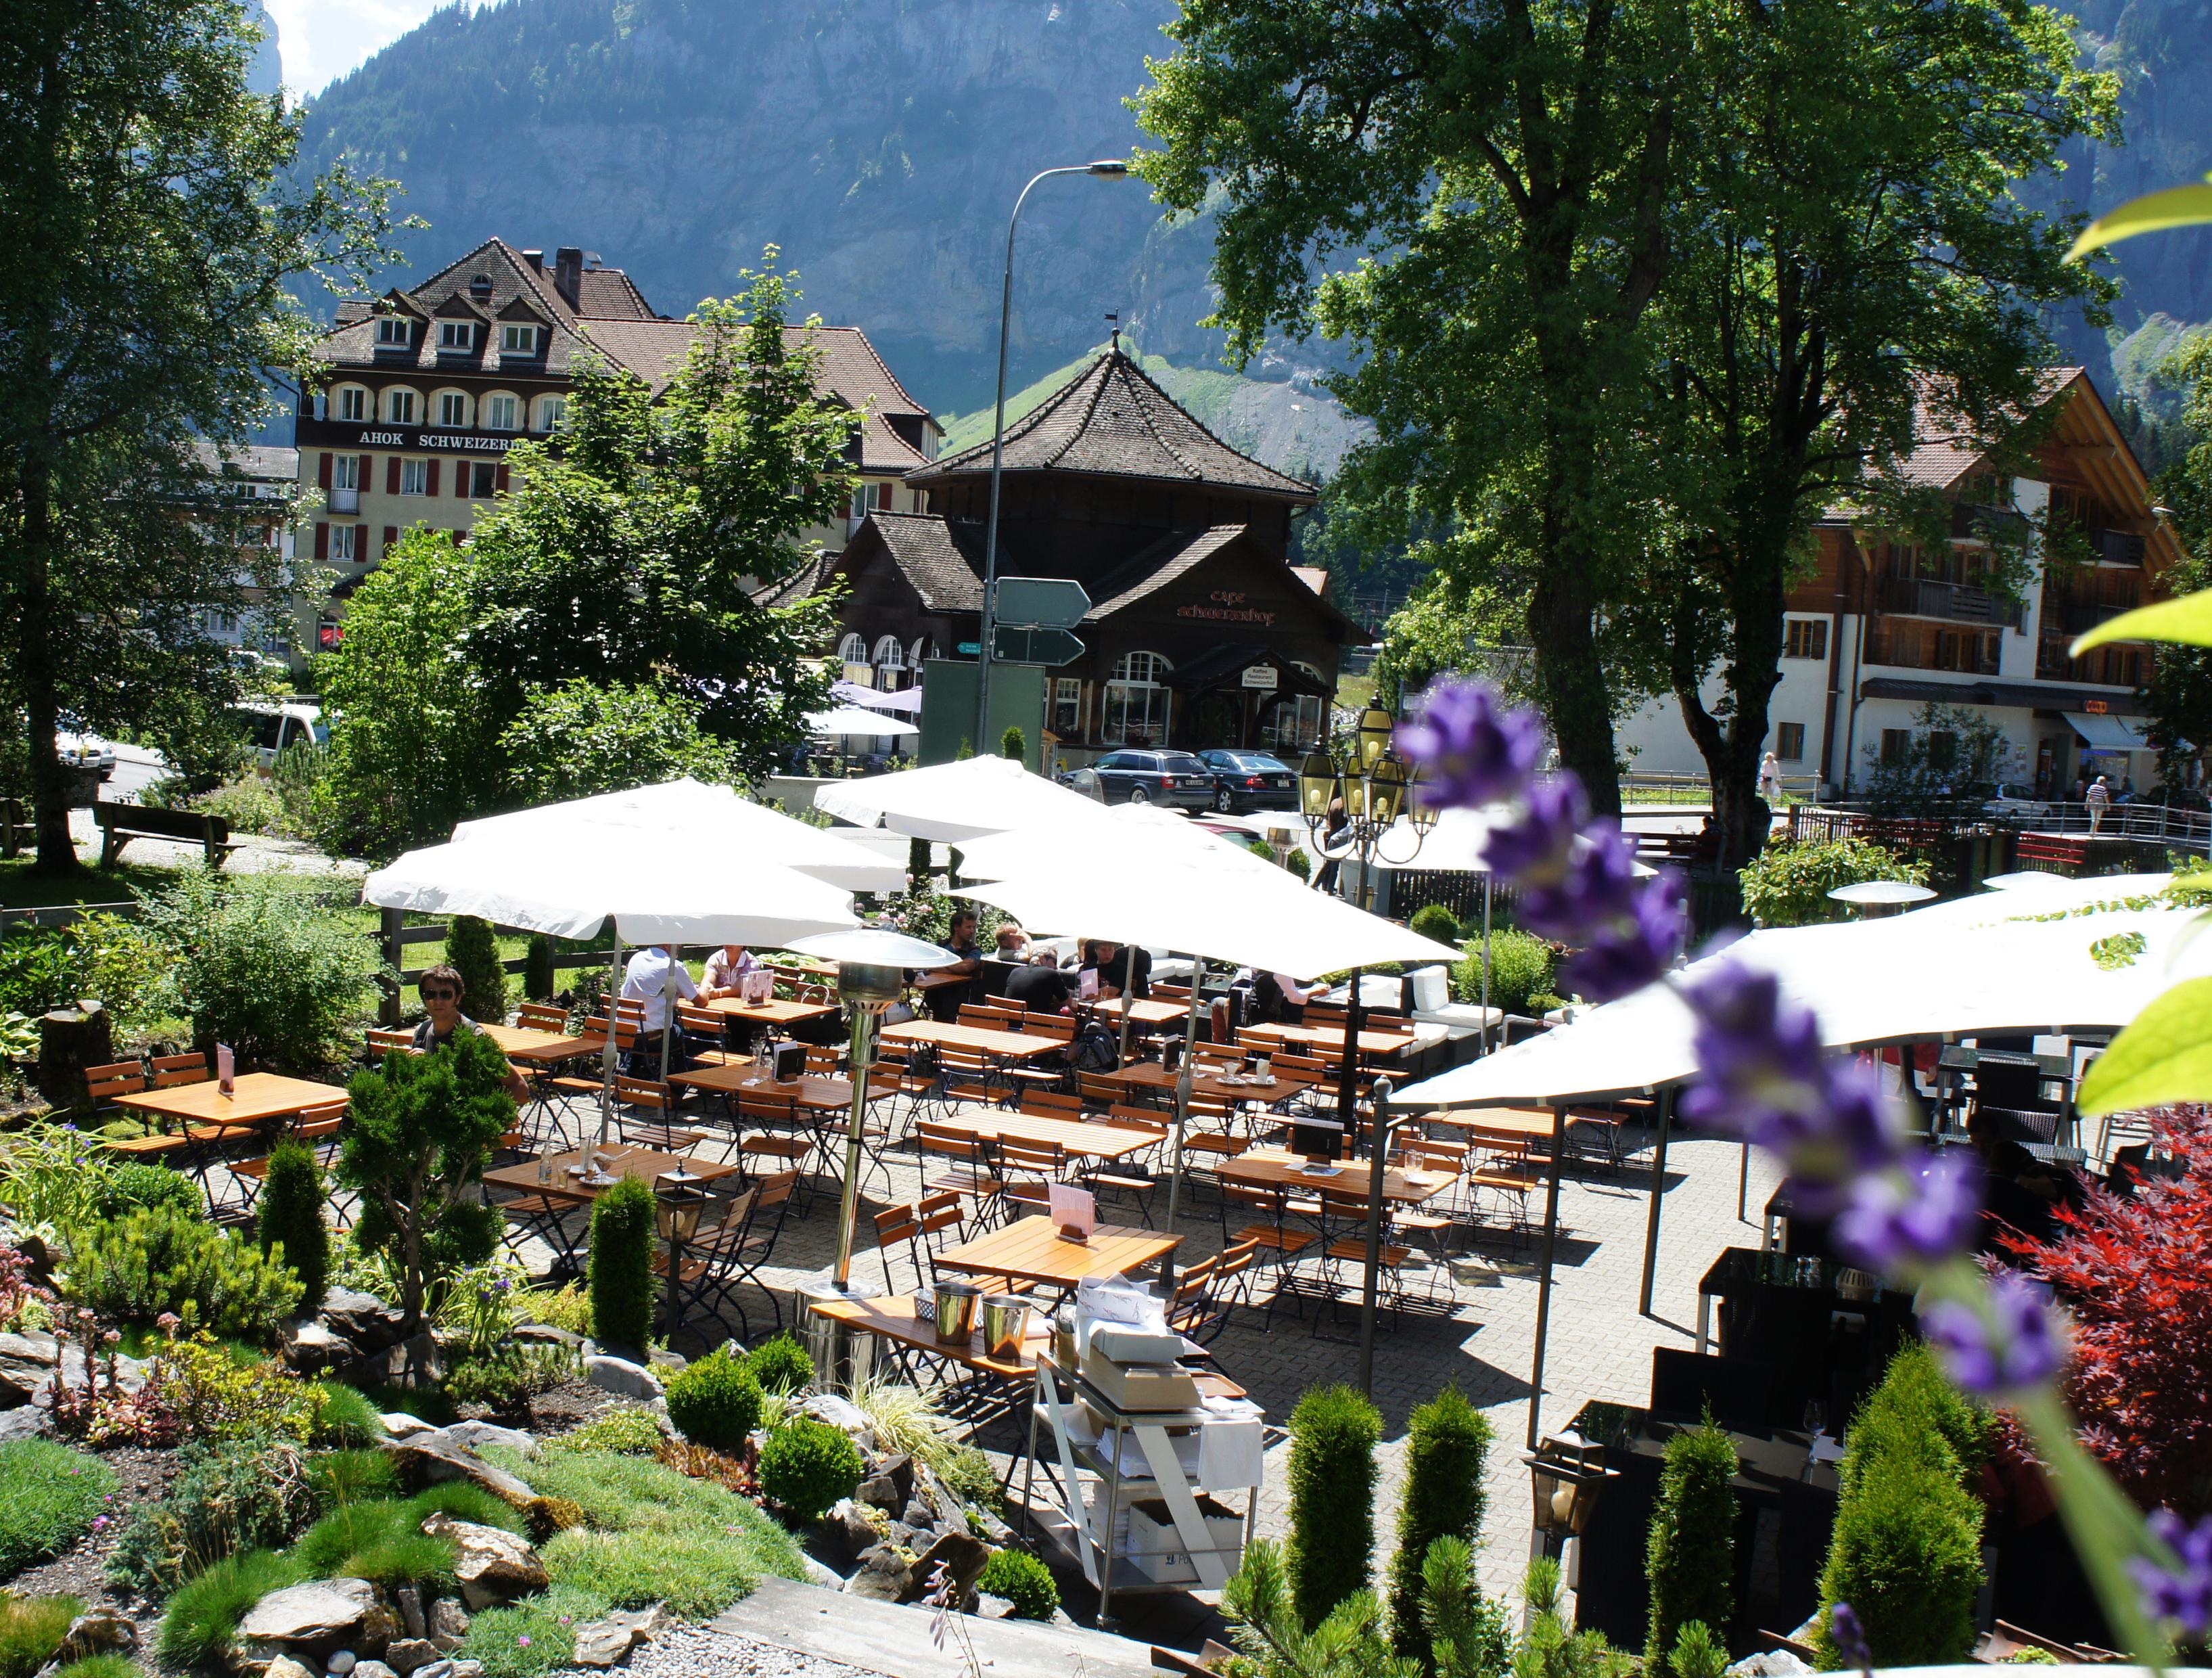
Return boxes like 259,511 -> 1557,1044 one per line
16,453 -> 78,874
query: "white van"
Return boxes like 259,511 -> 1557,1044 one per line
231,700 -> 327,771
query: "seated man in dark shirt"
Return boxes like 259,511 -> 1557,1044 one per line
1079,938 -> 1151,999
1005,957 -> 1076,1014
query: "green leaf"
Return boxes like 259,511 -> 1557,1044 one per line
2067,179 -> 2212,261
2076,974 -> 2212,1115
2070,585 -> 2212,656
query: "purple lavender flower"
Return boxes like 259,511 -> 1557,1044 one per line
1519,823 -> 1645,942
1678,966 -> 1829,1139
1483,777 -> 1587,886
1558,880 -> 1690,1002
1833,1150 -> 1981,1270
1397,681 -> 1544,807
2132,1510 -> 2212,1641
1829,1602 -> 1873,1675
1920,1274 -> 2065,1396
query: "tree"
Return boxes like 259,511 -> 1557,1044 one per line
0,0 -> 398,871
339,1028 -> 513,1329
1626,0 -> 2113,871
2144,339 -> 2212,792
1387,1387 -> 1493,1666
1137,0 -> 1690,814
499,679 -> 744,803
443,915 -> 507,1026
1645,1421 -> 1738,1678
1860,702 -> 2010,818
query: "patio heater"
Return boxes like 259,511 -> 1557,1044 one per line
1523,1431 -> 1618,1572
653,1167 -> 708,1338
1297,709 -> 1434,1154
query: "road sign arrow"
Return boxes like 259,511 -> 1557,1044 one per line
992,626 -> 1085,667
994,576 -> 1092,630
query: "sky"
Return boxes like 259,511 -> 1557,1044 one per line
264,0 -> 491,97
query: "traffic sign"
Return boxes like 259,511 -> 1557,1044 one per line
994,577 -> 1091,630
993,626 -> 1084,666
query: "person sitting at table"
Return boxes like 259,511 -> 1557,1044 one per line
1080,938 -> 1151,1000
1239,967 -> 1316,1024
620,943 -> 699,1073
995,922 -> 1030,959
412,963 -> 532,1105
1005,951 -> 1076,1014
697,943 -> 761,1001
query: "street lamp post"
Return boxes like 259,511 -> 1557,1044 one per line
976,160 -> 1130,748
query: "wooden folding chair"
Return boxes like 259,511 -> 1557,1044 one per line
997,1137 -> 1066,1220
676,1002 -> 741,1068
693,1170 -> 799,1340
150,1051 -> 212,1089
517,1001 -> 570,1034
1017,1089 -> 1082,1119
917,1123 -> 1002,1216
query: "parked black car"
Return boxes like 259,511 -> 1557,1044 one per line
1059,749 -> 1220,809
1197,749 -> 1298,812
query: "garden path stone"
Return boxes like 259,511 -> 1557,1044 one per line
582,1355 -> 662,1400
386,1432 -> 534,1505
572,1621 -> 649,1668
442,1420 -> 535,1455
233,1579 -> 395,1672
420,1514 -> 549,1610
412,1662 -> 454,1678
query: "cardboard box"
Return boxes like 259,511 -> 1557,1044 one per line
1127,1495 -> 1245,1585
1080,1346 -> 1201,1412
1089,1325 -> 1184,1366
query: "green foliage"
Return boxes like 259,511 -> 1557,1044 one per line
308,1382 -> 385,1448
744,1333 -> 814,1396
586,1176 -> 657,1356
340,1025 -> 514,1328
1860,704 -> 2014,819
844,1371 -> 952,1473
939,1441 -> 1007,1515
1645,1422 -> 1738,1678
256,1139 -> 329,1313
0,915 -> 169,1031
108,1436 -> 313,1599
1453,929 -> 1556,1014
1670,1623 -> 1727,1678
54,1658 -> 135,1678
436,1257 -> 534,1359
1389,1388 -> 1492,1664
156,1549 -> 303,1671
444,916 -> 508,1027
523,934 -> 557,1003
457,1583 -> 605,1678
756,1419 -> 863,1522
1287,848 -> 1312,882
1515,1556 -> 1629,1678
1736,838 -> 1931,929
191,777 -> 282,836
1287,1384 -> 1382,1631
1408,905 -> 1460,948
1813,1346 -> 1987,1669
525,1280 -> 592,1338
0,1125 -> 114,1233
977,1549 -> 1058,1620
0,1596 -> 80,1678
306,1447 -> 400,1507
1000,725 -> 1026,761
405,1480 -> 527,1533
1422,1537 -> 1511,1678
558,1409 -> 665,1457
523,1497 -> 587,1545
64,1206 -> 300,1341
150,1336 -> 329,1441
93,1162 -> 203,1222
446,1345 -> 578,1416
290,1491 -> 497,1590
137,872 -> 386,1071
1219,1533 -> 1510,1678
499,680 -> 745,807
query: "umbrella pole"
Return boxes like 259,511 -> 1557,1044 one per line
1638,1086 -> 1674,1316
1525,1101 -> 1565,1450
1356,1079 -> 1395,1396
1481,874 -> 1494,1056
1159,956 -> 1206,1288
659,951 -> 676,1084
831,999 -> 877,1290
1337,964 -> 1365,1155
597,933 -> 623,1150
1115,943 -> 1136,1070
1737,1141 -> 1751,1221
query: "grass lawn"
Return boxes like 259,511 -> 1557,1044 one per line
0,858 -> 177,912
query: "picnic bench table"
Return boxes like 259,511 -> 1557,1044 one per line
482,1143 -> 737,1208
928,1110 -> 1158,1162
881,1020 -> 1064,1060
480,1024 -> 601,1064
808,1291 -> 1049,1382
114,1070 -> 348,1133
1083,996 -> 1187,1027
935,1215 -> 1180,1291
1106,1062 -> 1304,1106
94,800 -> 239,868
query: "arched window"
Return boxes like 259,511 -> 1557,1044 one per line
1103,650 -> 1172,746
837,632 -> 867,664
873,635 -> 906,669
532,394 -> 568,432
482,392 -> 520,432
434,389 -> 471,429
333,384 -> 370,423
908,637 -> 934,669
385,386 -> 419,425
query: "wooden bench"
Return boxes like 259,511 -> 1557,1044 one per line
0,799 -> 34,860
94,801 -> 239,868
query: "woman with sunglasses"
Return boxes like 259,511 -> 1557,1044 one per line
413,963 -> 532,1105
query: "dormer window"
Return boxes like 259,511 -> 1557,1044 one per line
375,317 -> 410,346
501,324 -> 540,355
437,321 -> 473,351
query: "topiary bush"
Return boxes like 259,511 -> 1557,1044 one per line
0,1594 -> 80,1678
586,1177 -> 655,1356
662,1346 -> 762,1452
743,1333 -> 814,1395
977,1548 -> 1058,1620
256,1139 -> 329,1313
1646,1420 -> 1739,1677
66,1204 -> 302,1341
444,915 -> 508,1026
756,1420 -> 863,1523
1387,1386 -> 1492,1662
1286,1383 -> 1381,1631
523,935 -> 557,1003
1452,927 -> 1557,1013
1408,904 -> 1460,947
91,1163 -> 202,1222
0,1443 -> 116,1577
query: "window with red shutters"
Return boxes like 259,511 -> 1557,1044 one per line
386,457 -> 400,495
314,522 -> 329,560
877,480 -> 893,509
382,526 -> 397,554
318,453 -> 333,490
426,459 -> 440,497
358,454 -> 371,489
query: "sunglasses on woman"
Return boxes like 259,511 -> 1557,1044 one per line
421,988 -> 459,1001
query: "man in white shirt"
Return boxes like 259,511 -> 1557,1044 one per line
620,945 -> 699,1071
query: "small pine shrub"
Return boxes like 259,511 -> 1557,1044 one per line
65,1205 -> 302,1342
756,1420 -> 863,1522
1387,1386 -> 1492,1662
444,916 -> 509,1025
156,1550 -> 302,1670
1000,726 -> 1026,761
662,1347 -> 763,1451
256,1139 -> 329,1313
523,935 -> 556,1003
586,1177 -> 655,1355
92,1163 -> 202,1221
1673,1621 -> 1728,1678
561,1409 -> 665,1456
743,1334 -> 814,1395
977,1549 -> 1058,1620
1408,904 -> 1459,947
0,1443 -> 116,1577
1646,1421 -> 1739,1677
1286,1384 -> 1381,1631
0,1594 -> 80,1678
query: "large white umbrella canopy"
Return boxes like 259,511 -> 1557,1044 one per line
812,755 -> 1105,843
449,777 -> 904,896
951,801 -> 1281,884
831,681 -> 923,715
805,706 -> 921,739
1393,873 -> 2208,1109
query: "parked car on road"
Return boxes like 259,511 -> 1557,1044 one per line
1059,749 -> 1219,809
1979,781 -> 2052,819
54,717 -> 115,780
1197,749 -> 1298,812
229,700 -> 327,771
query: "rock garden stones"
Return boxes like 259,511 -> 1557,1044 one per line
231,1579 -> 397,1673
419,1514 -> 549,1610
428,1600 -> 470,1652
0,1332 -> 59,1406
570,1606 -> 667,1669
582,1355 -> 662,1401
384,1430 -> 534,1505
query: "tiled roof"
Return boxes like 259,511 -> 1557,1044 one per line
1082,526 -> 1248,620
867,513 -> 987,612
1893,367 -> 2084,490
909,351 -> 1316,500
752,549 -> 840,610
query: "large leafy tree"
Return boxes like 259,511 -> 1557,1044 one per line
0,0 -> 398,871
1136,0 -> 1690,815
1626,0 -> 2113,871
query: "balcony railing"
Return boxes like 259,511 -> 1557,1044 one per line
2098,528 -> 2147,568
327,487 -> 359,514
1877,576 -> 2025,629
1950,502 -> 2030,544
2047,594 -> 2140,637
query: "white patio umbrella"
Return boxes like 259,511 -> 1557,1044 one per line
805,706 -> 921,739
812,754 -> 1103,843
831,681 -> 923,714
451,777 -> 904,895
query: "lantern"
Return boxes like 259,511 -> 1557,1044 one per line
1524,1433 -> 1617,1550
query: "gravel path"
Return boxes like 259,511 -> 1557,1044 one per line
564,1625 -> 882,1678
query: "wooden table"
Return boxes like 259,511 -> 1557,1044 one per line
928,1111 -> 1157,1162
702,997 -> 841,1029
482,1143 -> 737,1207
668,1065 -> 854,1113
913,971 -> 972,994
480,1024 -> 601,1064
1423,1108 -> 1560,1141
1084,996 -> 1187,1027
936,1215 -> 1180,1290
882,1020 -> 1063,1060
114,1071 -> 349,1132
1107,1062 -> 1304,1106
1219,1150 -> 1453,1206
1242,1021 -> 1418,1056
807,1291 -> 1048,1381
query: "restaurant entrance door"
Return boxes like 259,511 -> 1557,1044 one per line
1182,689 -> 1245,750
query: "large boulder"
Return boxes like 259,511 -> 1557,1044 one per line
320,1290 -> 408,1354
280,1319 -> 358,1378
419,1515 -> 548,1611
440,1420 -> 534,1457
0,1332 -> 59,1407
385,1432 -> 532,1506
348,1332 -> 442,1390
231,1579 -> 395,1673
581,1355 -> 660,1401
